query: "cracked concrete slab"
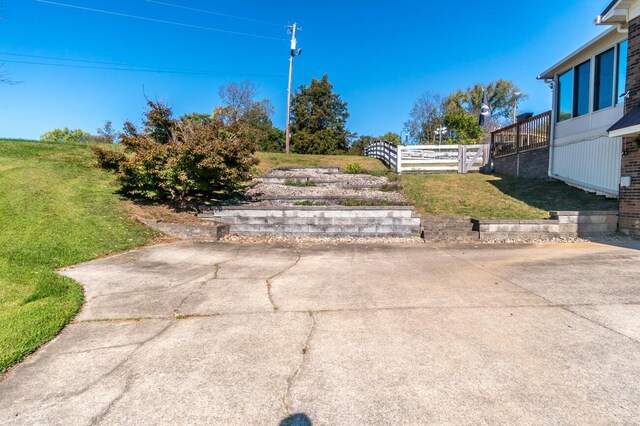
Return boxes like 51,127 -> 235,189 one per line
439,242 -> 640,306
569,304 -> 640,341
289,306 -> 640,424
2,240 -> 640,424
271,245 -> 548,311
176,278 -> 275,315
0,320 -> 171,425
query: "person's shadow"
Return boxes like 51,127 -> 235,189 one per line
280,413 -> 312,426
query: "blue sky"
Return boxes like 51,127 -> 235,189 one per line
0,0 -> 609,140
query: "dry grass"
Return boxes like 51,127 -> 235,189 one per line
255,152 -> 386,175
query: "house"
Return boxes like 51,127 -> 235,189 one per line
537,0 -> 640,237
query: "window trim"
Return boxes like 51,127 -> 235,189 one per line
616,39 -> 628,105
557,68 -> 574,123
555,38 -> 628,124
572,59 -> 591,118
594,47 -> 615,111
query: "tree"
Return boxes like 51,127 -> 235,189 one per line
445,80 -> 525,124
216,81 -> 272,125
215,81 -> 283,152
379,131 -> 402,145
40,127 -> 97,143
348,135 -> 374,156
443,110 -> 484,144
97,121 -> 116,143
290,75 -> 351,155
403,92 -> 446,144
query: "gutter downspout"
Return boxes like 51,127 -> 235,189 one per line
545,77 -> 557,179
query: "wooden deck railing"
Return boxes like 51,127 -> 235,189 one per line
491,111 -> 551,159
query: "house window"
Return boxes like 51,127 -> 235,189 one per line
616,40 -> 628,104
574,60 -> 591,117
557,69 -> 573,122
595,48 -> 614,111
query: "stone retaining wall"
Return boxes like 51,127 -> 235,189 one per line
139,219 -> 229,241
472,210 -> 619,241
474,219 -> 560,241
199,206 -> 421,237
550,211 -> 618,236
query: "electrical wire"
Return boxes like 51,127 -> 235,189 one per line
143,0 -> 280,26
0,51 -> 280,75
34,0 -> 285,42
0,58 -> 286,78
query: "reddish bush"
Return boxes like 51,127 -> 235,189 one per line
94,101 -> 258,203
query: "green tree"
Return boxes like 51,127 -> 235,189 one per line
40,127 -> 97,143
290,75 -> 351,154
379,131 -> 402,145
214,81 -> 284,152
445,80 -> 525,124
348,135 -> 374,156
444,110 -> 484,144
180,112 -> 214,126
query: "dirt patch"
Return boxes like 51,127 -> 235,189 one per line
129,201 -> 202,224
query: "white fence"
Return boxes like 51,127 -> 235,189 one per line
365,140 -> 489,174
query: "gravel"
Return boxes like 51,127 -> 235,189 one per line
265,170 -> 389,186
246,183 -> 407,205
220,234 -> 425,246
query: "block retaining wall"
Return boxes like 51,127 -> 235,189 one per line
139,218 -> 229,241
199,206 -> 421,237
473,211 -> 618,241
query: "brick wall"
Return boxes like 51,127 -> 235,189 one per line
493,147 -> 549,179
620,16 -> 640,237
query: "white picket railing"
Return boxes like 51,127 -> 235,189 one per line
364,140 -> 398,171
365,140 -> 489,174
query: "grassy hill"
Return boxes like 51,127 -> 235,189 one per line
0,139 -> 158,373
255,152 -> 386,175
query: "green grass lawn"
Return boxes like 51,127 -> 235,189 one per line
0,139 -> 158,373
401,173 -> 618,219
256,152 -> 386,175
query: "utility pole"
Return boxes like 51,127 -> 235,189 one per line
285,23 -> 301,154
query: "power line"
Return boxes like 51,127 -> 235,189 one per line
0,58 -> 286,78
0,51 -> 279,75
143,0 -> 279,26
34,0 -> 285,42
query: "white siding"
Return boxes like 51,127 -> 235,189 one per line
551,136 -> 622,197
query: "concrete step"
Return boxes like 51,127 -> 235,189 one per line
216,216 -> 419,226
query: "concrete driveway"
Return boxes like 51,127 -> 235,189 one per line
1,240 -> 640,424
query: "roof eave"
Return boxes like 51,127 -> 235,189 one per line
609,124 -> 640,138
537,26 -> 619,80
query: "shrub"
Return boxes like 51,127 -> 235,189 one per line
293,200 -> 327,206
343,163 -> 365,174
284,180 -> 316,187
91,146 -> 126,171
40,127 -> 98,143
96,100 -> 258,203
